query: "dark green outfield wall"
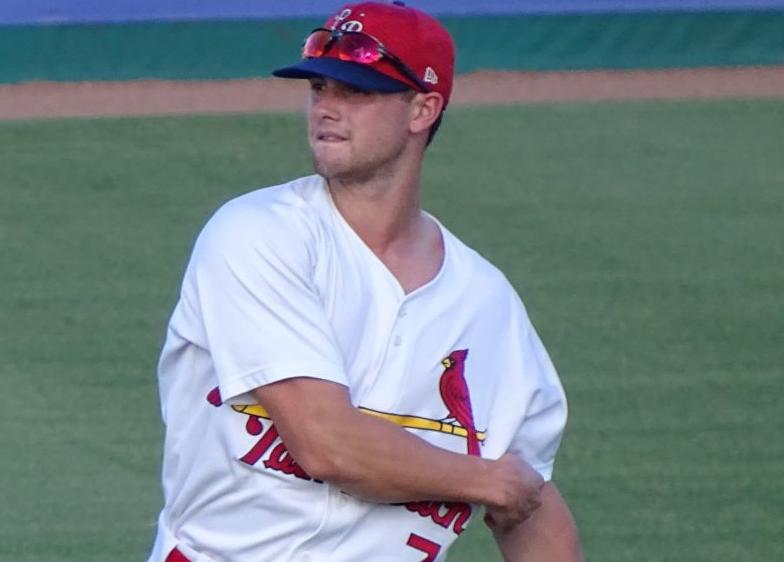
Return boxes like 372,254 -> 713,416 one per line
1,10 -> 783,83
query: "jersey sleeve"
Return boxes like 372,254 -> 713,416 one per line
507,320 -> 568,482
184,195 -> 347,402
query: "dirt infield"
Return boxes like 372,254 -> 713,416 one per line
1,67 -> 783,120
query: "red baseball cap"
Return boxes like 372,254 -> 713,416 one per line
273,1 -> 455,107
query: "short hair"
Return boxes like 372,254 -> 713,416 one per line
427,112 -> 444,146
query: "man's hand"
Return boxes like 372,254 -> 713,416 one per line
484,453 -> 545,532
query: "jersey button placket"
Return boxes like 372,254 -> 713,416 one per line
391,302 -> 408,348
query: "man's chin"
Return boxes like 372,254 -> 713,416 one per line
311,153 -> 377,186
312,156 -> 349,181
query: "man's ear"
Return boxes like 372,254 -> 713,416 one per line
409,92 -> 445,135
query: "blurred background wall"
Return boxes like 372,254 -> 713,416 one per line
1,0 -> 783,83
5,1 -> 784,22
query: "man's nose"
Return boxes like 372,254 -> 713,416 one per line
311,90 -> 340,119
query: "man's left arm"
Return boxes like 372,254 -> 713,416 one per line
491,482 -> 583,562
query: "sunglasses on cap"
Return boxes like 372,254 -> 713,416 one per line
302,28 -> 430,93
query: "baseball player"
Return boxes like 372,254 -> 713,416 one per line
147,2 -> 582,561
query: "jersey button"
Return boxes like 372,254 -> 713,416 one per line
398,307 -> 407,318
393,335 -> 402,346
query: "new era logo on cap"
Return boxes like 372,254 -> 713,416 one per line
424,67 -> 439,85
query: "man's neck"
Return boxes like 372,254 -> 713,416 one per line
327,172 -> 444,295
329,174 -> 422,254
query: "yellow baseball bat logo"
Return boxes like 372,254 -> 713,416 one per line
231,404 -> 486,441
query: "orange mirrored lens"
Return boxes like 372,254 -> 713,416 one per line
302,30 -> 331,58
335,33 -> 383,65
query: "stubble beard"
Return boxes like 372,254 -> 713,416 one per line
310,141 -> 407,187
311,153 -> 375,186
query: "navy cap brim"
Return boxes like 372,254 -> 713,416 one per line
272,57 -> 410,93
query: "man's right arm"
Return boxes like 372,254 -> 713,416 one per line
253,377 -> 544,528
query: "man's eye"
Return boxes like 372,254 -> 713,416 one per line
348,85 -> 371,95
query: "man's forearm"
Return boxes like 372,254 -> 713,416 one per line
305,404 -> 498,503
253,378 -> 541,525
494,483 -> 583,562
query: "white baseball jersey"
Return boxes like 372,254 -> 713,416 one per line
147,174 -> 567,562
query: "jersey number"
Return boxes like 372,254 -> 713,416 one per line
406,533 -> 441,562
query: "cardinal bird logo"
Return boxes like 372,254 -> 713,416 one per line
439,349 -> 481,456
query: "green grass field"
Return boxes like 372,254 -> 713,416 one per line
1,99 -> 782,562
